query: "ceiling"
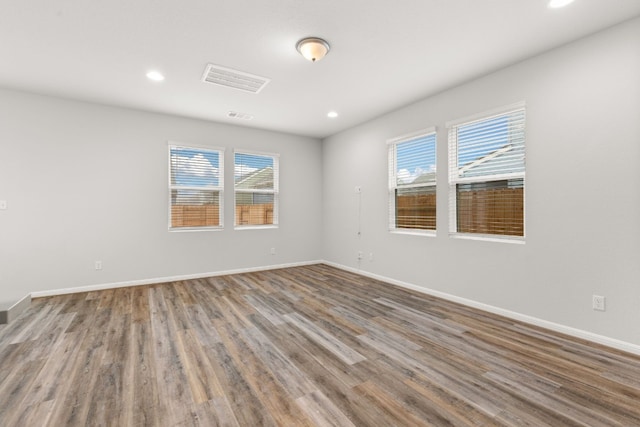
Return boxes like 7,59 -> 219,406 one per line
1,1 -> 639,139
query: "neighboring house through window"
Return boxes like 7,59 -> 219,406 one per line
169,144 -> 224,230
447,103 -> 525,238
234,151 -> 279,227
388,128 -> 437,233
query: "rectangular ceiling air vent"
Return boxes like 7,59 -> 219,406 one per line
201,64 -> 270,94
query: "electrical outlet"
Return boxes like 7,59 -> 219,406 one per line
357,251 -> 363,260
354,186 -> 362,193
270,247 -> 276,255
0,200 -> 6,210
95,261 -> 102,270
592,295 -> 605,311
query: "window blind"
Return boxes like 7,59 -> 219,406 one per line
234,151 -> 279,227
448,105 -> 525,237
169,145 -> 224,229
388,129 -> 437,231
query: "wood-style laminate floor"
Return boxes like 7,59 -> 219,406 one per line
1,264 -> 640,426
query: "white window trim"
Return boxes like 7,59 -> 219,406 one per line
235,225 -> 279,231
388,127 -> 437,234
168,142 -> 225,232
445,101 -> 526,129
451,233 -> 525,244
387,127 -> 436,146
447,103 -> 526,242
234,149 -> 280,229
390,229 -> 437,237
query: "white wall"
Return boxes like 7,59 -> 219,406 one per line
1,18 -> 638,348
322,17 -> 640,345
0,89 -> 323,305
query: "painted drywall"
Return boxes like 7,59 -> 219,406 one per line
322,17 -> 640,345
0,89 -> 323,305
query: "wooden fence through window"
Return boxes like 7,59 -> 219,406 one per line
171,204 -> 274,228
457,187 -> 524,236
396,187 -> 524,236
396,193 -> 436,230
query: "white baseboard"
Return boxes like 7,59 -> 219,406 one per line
0,294 -> 31,324
322,261 -> 640,357
30,260 -> 323,298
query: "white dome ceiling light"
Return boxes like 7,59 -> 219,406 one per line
296,37 -> 331,62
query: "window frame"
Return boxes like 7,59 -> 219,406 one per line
447,102 -> 526,243
168,143 -> 225,232
234,149 -> 279,229
387,127 -> 437,236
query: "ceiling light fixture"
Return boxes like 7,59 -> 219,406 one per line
548,0 -> 575,8
327,111 -> 338,118
146,70 -> 165,82
296,37 -> 330,62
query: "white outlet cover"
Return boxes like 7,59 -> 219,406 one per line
592,295 -> 606,311
0,200 -> 6,210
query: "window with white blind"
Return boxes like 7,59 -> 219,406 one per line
169,144 -> 224,230
448,103 -> 525,239
234,151 -> 279,227
388,129 -> 437,233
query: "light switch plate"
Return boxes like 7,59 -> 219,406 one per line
0,200 -> 7,210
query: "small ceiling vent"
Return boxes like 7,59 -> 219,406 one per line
227,111 -> 254,120
201,64 -> 270,94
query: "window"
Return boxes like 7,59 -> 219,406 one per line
448,103 -> 525,238
234,151 -> 279,227
388,129 -> 437,232
169,145 -> 224,230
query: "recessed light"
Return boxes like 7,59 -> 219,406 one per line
548,0 -> 575,9
327,111 -> 338,118
146,70 -> 165,82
